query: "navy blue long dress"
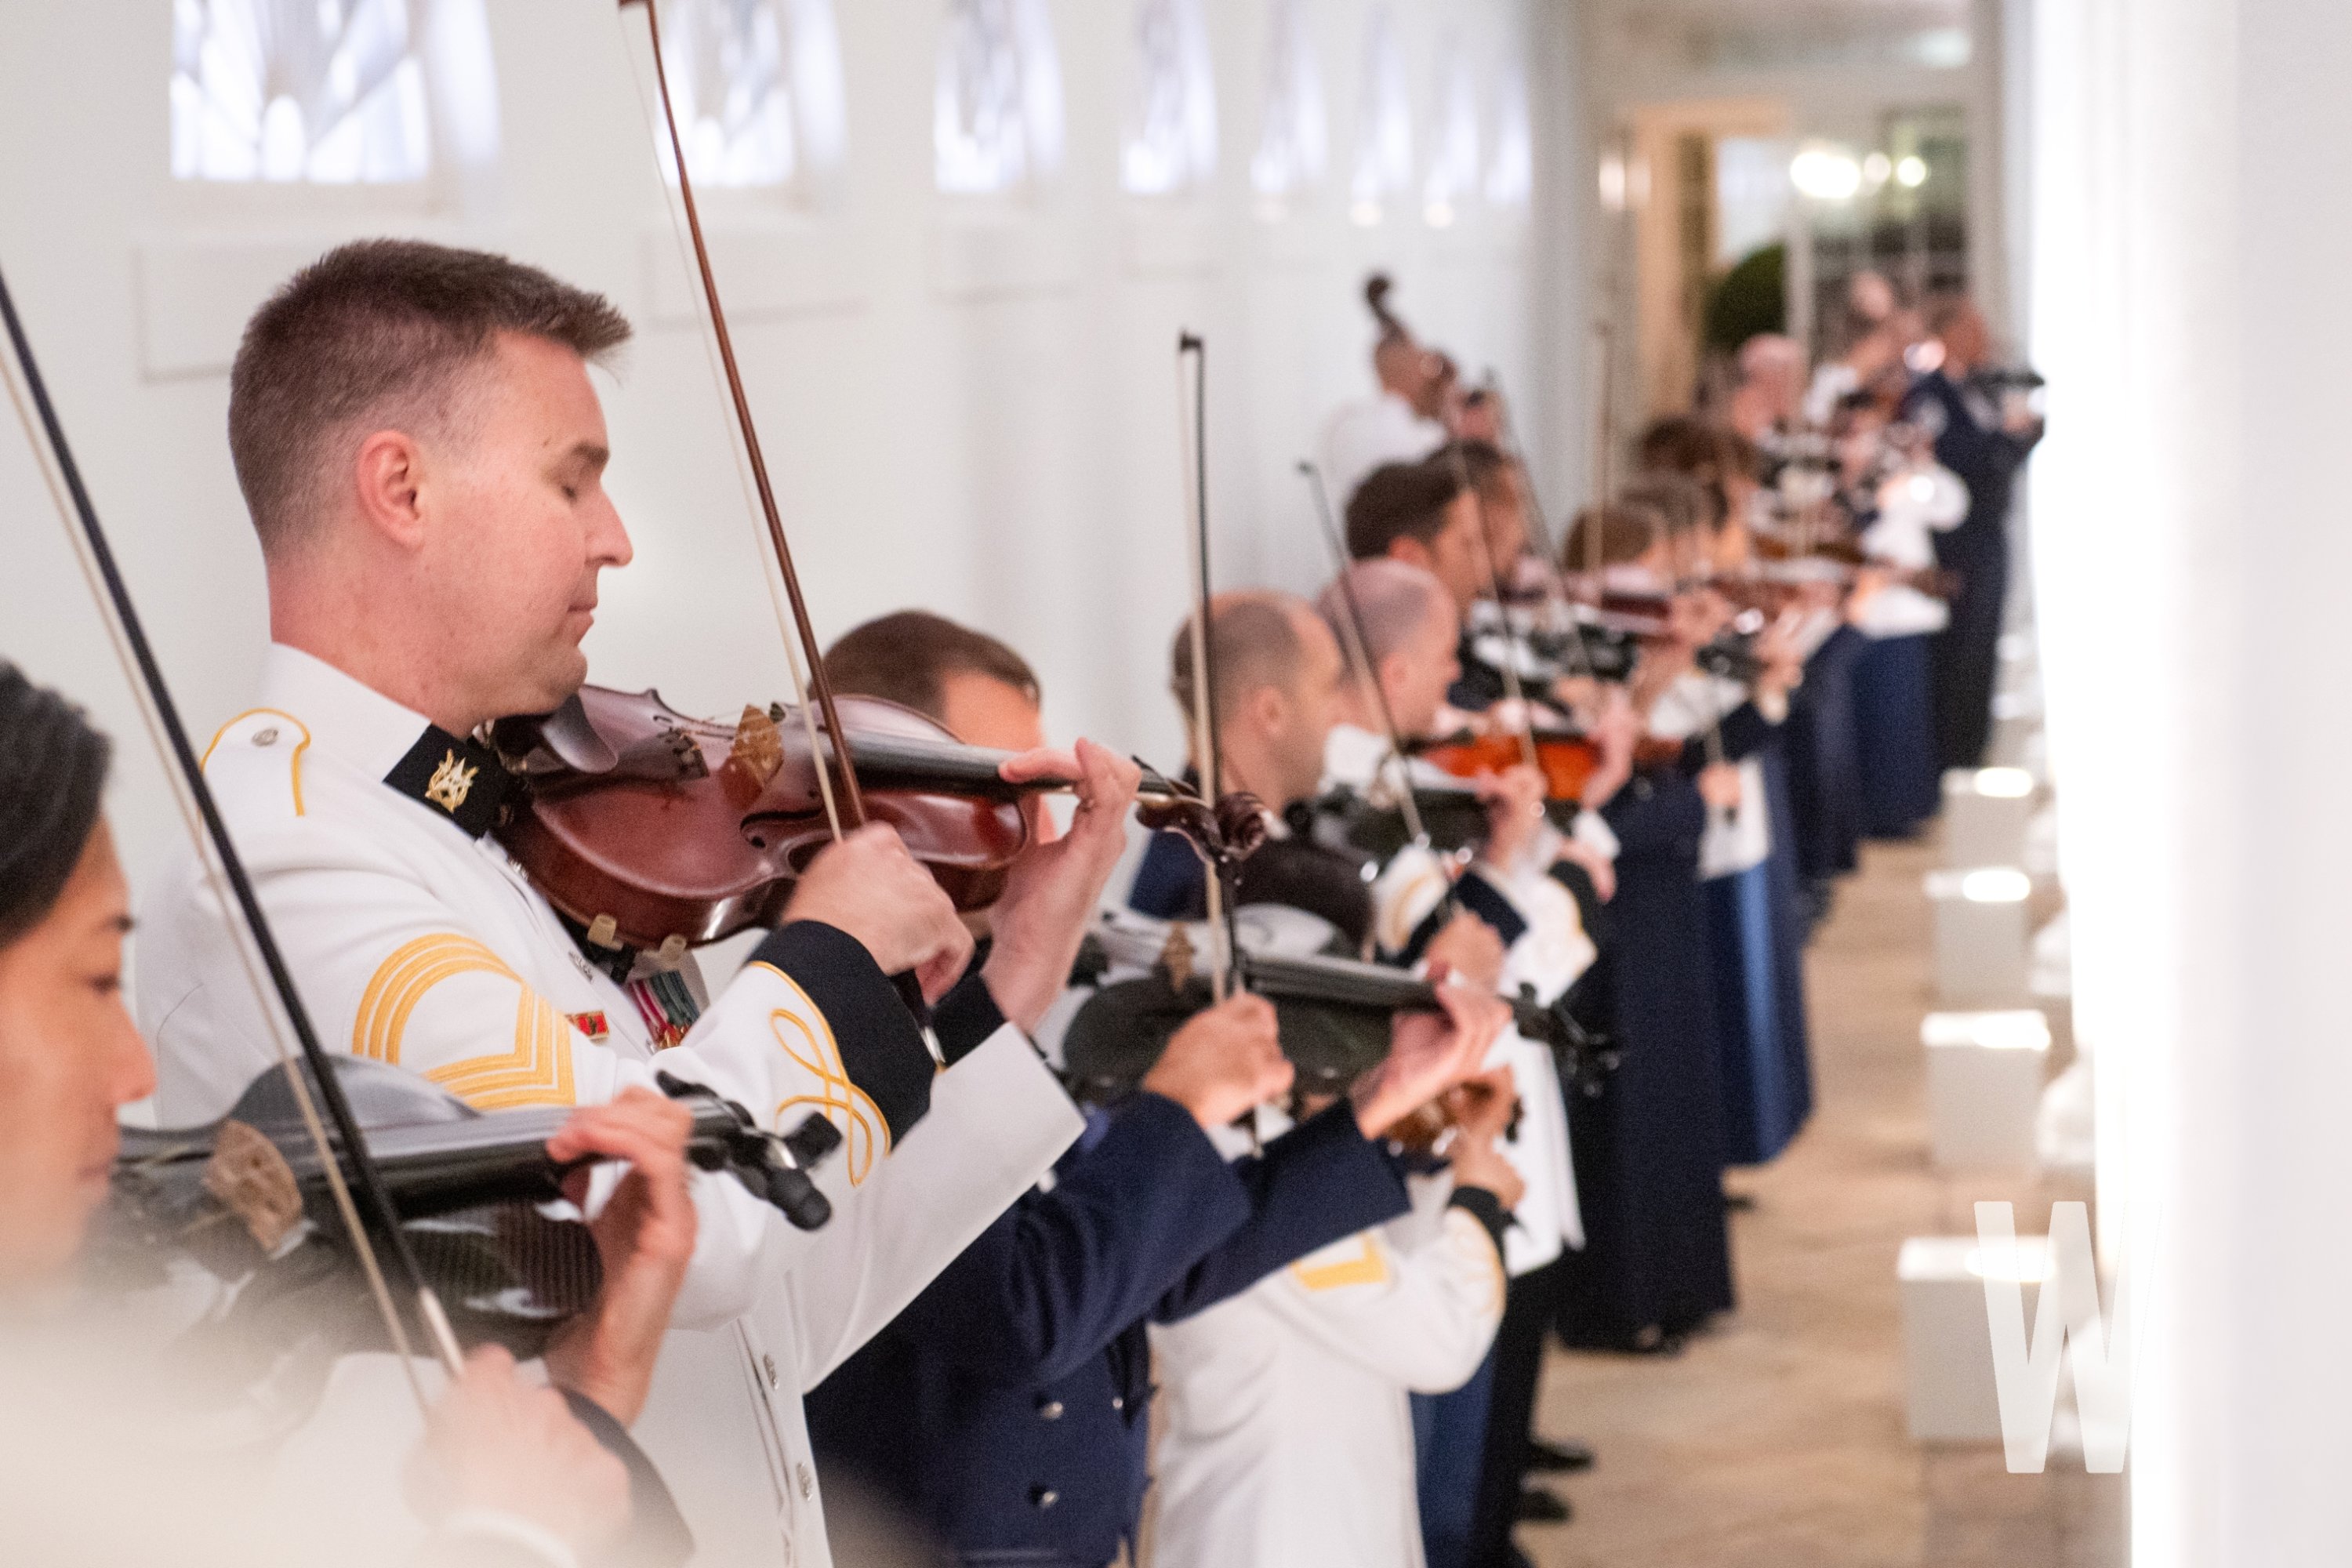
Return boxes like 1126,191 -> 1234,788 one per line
1783,622 -> 1866,887
1701,743 -> 1816,1169
1555,764 -> 1736,1344
1853,631 -> 1942,837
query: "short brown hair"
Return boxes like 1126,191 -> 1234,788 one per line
824,610 -> 1041,722
1561,504 -> 1664,570
228,239 -> 632,552
1345,459 -> 1468,561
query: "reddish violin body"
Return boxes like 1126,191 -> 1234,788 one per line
1416,729 -> 1602,804
494,684 -> 1033,955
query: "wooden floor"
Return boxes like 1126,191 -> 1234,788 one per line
1519,836 -> 2125,1568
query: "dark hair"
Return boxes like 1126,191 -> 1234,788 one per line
1345,459 -> 1468,561
1633,416 -> 1755,532
1617,472 -> 1715,537
1561,504 -> 1664,570
0,666 -> 111,946
824,611 -> 1040,723
1440,438 -> 1515,502
230,239 -> 633,554
1634,416 -> 1729,482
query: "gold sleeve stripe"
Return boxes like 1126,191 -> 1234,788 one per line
427,990 -> 576,1110
352,933 -> 577,1110
354,934 -> 517,1066
199,708 -> 313,817
747,960 -> 890,1187
1291,1235 -> 1391,1293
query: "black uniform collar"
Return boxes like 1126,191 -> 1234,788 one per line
381,726 -> 516,839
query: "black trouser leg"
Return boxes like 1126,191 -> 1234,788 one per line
1466,1256 -> 1570,1568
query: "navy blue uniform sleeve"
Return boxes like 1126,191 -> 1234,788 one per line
1152,1098 -> 1412,1324
878,1092 -> 1252,1386
1676,699 -> 1777,772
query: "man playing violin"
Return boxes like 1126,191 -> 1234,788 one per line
805,608 -> 1510,1568
134,240 -> 1134,1567
0,663 -> 705,1567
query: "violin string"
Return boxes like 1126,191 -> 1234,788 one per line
619,4 -> 845,845
1171,339 -> 1230,1001
0,273 -> 441,1406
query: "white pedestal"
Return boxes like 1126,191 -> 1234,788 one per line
1942,768 -> 2039,869
1987,692 -> 2040,770
1900,1235 -> 2048,1442
1925,868 -> 2032,1004
1922,1011 -> 2049,1168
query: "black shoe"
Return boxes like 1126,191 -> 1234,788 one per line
1515,1486 -> 1573,1523
1526,1437 -> 1595,1474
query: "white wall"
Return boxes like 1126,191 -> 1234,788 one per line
2023,0 -> 2352,1560
0,0 -> 1581,903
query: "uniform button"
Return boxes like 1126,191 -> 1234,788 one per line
1036,1399 -> 1064,1421
1029,1486 -> 1059,1510
763,1353 -> 779,1389
797,1461 -> 814,1499
252,728 -> 278,746
1110,1396 -> 1123,1411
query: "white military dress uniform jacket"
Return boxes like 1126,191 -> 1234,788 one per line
1321,723 -> 1589,1269
1148,1164 -> 1507,1568
135,645 -> 1085,1567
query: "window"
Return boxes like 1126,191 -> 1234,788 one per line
1349,5 -> 1411,225
171,0 -> 434,183
1421,38 -> 1478,227
1249,0 -> 1326,205
1485,58 -> 1531,208
935,0 -> 1065,196
1120,0 -> 1217,197
657,0 -> 847,194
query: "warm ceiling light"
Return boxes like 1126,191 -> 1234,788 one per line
1790,146 -> 1861,201
1896,154 -> 1929,188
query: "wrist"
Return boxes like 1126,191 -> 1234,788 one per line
544,1327 -> 650,1428
978,948 -> 1054,1036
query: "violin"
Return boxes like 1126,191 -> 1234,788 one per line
1062,915 -> 1615,1138
98,1058 -> 843,1355
490,684 -> 1196,956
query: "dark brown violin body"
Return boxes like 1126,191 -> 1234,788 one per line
493,684 -> 1035,955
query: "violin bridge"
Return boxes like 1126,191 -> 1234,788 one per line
1160,924 -> 1197,989
724,704 -> 786,795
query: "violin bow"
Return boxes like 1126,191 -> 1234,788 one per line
0,261 -> 466,1390
1174,332 -> 1239,1003
1483,367 -> 1599,684
623,0 -> 862,842
1296,459 -> 1432,849
1443,439 -> 1545,777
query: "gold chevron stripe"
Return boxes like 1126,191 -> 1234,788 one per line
353,934 -> 575,1109
1291,1235 -> 1391,1293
